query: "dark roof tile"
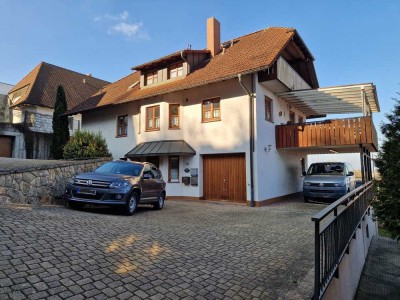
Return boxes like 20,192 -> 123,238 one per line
9,62 -> 109,110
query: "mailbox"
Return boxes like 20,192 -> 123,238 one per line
182,177 -> 190,185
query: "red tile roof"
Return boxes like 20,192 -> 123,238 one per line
132,49 -> 211,71
69,27 -> 299,114
9,62 -> 109,110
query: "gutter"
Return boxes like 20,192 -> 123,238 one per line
238,73 -> 255,207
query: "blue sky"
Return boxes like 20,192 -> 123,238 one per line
0,0 -> 399,167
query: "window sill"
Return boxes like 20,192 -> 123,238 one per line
168,180 -> 180,183
168,127 -> 180,130
202,118 -> 221,123
146,128 -> 160,132
116,135 -> 127,138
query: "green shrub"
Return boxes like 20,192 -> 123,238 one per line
63,130 -> 111,159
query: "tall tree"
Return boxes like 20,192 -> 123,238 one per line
373,96 -> 400,240
50,85 -> 70,159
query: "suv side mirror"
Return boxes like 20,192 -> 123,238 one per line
302,171 -> 307,176
347,171 -> 354,176
142,174 -> 152,180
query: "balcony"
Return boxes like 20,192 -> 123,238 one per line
258,57 -> 311,93
275,116 -> 378,153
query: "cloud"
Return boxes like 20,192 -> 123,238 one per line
108,22 -> 145,38
94,11 -> 149,40
94,11 -> 129,22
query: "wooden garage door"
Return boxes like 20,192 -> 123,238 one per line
203,154 -> 246,203
0,136 -> 13,157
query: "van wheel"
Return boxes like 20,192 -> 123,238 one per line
125,192 -> 138,215
304,196 -> 309,203
154,193 -> 165,210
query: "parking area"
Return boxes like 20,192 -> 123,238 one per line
0,200 -> 324,299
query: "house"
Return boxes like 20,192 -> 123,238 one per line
0,82 -> 15,157
68,18 -> 380,206
4,62 -> 109,159
0,82 -> 14,122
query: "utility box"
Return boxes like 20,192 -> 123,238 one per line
190,168 -> 198,186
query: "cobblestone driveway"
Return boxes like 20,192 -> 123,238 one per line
0,200 -> 323,300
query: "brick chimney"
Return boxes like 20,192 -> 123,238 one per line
207,17 -> 221,57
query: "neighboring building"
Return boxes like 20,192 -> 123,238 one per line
68,18 -> 380,205
0,82 -> 16,158
0,82 -> 14,122
4,62 -> 109,159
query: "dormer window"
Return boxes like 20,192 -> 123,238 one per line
146,71 -> 158,85
169,63 -> 184,79
9,84 -> 30,104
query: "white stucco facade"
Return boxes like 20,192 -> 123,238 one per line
254,72 -> 308,201
80,69 -> 312,204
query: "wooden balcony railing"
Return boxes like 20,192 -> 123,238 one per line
276,116 -> 378,151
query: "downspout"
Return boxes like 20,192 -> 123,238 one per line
180,51 -> 189,74
138,100 -> 141,134
238,73 -> 255,207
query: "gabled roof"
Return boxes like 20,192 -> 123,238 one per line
68,71 -> 141,114
68,27 -> 310,115
9,62 -> 109,110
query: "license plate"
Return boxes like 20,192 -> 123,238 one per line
77,188 -> 96,195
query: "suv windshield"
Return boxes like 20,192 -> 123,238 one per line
95,162 -> 143,176
307,163 -> 345,175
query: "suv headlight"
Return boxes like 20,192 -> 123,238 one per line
334,182 -> 346,187
304,182 -> 311,186
109,181 -> 131,189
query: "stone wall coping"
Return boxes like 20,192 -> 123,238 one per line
0,157 -> 111,175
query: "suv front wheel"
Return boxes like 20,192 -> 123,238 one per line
125,191 -> 139,215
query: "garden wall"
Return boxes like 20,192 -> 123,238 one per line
0,158 -> 110,204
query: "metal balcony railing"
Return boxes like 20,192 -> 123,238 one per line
311,181 -> 374,299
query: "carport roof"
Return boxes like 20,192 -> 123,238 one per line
125,140 -> 196,157
277,83 -> 380,116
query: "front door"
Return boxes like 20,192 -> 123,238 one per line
203,153 -> 246,203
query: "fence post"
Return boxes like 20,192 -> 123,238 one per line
314,220 -> 320,299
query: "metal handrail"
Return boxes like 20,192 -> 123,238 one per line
312,181 -> 373,299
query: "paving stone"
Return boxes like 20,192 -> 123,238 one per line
29,291 -> 50,299
58,290 -> 74,299
83,288 -> 101,298
65,295 -> 84,300
0,278 -> 13,287
0,200 -> 326,299
102,287 -> 117,297
134,290 -> 149,299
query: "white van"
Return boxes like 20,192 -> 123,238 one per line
302,162 -> 356,202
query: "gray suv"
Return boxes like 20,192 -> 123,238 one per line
303,162 -> 356,202
64,161 -> 166,215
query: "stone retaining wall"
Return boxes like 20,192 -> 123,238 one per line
0,158 -> 111,204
